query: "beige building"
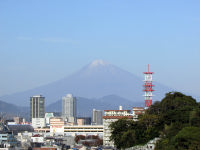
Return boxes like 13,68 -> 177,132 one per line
50,117 -> 65,126
77,118 -> 85,125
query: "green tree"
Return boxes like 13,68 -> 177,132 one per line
109,92 -> 199,150
109,118 -> 135,149
138,114 -> 161,142
189,108 -> 200,127
120,130 -> 136,149
174,127 -> 200,150
146,101 -> 161,115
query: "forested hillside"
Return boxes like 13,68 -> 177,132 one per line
110,92 -> 200,150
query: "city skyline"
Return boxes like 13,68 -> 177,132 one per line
0,1 -> 200,98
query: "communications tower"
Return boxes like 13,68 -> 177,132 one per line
143,64 -> 154,109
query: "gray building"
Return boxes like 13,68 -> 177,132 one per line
92,109 -> 103,125
62,94 -> 77,123
30,95 -> 45,121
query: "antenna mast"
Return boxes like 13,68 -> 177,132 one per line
143,64 -> 154,109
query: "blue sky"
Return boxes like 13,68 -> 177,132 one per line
0,0 -> 200,97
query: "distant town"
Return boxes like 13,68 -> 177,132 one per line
0,66 -> 155,150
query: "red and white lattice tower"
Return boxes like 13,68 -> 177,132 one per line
143,64 -> 154,109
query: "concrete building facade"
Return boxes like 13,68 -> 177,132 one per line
62,94 -> 77,123
132,107 -> 145,121
77,117 -> 91,125
45,113 -> 54,126
30,95 -> 45,121
103,107 -> 133,147
32,118 -> 46,128
92,109 -> 103,125
13,117 -> 23,124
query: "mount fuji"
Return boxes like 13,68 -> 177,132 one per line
1,60 -> 172,107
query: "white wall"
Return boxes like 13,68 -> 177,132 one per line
32,118 -> 46,128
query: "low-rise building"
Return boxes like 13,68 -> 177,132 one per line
50,117 -> 65,136
77,118 -> 85,125
35,124 -> 103,137
45,113 -> 54,126
13,117 -> 23,124
0,132 -> 19,148
17,132 -> 32,149
77,117 -> 91,125
32,118 -> 46,128
64,125 -> 103,136
31,134 -> 44,143
0,133 -> 8,144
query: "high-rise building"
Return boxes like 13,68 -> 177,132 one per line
62,94 -> 77,123
30,95 -> 45,121
92,109 -> 103,125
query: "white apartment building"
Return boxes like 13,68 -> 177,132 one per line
103,106 -> 133,147
32,118 -> 46,128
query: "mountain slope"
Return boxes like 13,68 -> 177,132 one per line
0,100 -> 27,113
0,60 -> 173,106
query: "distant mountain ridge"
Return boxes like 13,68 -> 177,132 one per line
0,95 -> 143,118
0,60 -> 173,106
0,100 -> 28,113
46,95 -> 144,117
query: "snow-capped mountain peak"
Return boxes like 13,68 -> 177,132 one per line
89,59 -> 109,68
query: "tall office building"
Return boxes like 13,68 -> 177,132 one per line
30,95 -> 45,121
62,94 -> 77,123
92,109 -> 103,125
